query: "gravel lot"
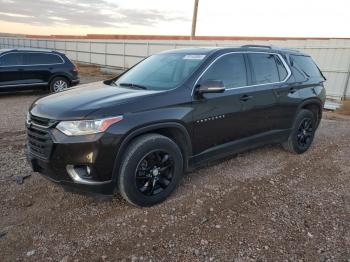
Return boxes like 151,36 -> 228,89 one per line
0,72 -> 349,261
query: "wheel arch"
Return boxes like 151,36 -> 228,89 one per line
48,73 -> 71,84
298,98 -> 323,127
111,122 -> 192,182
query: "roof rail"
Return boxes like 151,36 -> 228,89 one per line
278,47 -> 301,53
241,45 -> 272,49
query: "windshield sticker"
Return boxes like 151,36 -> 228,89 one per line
183,54 -> 206,60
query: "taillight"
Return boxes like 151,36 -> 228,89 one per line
73,64 -> 79,72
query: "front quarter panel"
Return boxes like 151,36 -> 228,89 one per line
85,88 -> 194,181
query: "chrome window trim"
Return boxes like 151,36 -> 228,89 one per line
191,51 -> 292,96
0,51 -> 65,67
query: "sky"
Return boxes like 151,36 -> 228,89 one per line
0,0 -> 349,37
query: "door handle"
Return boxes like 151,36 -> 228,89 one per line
289,87 -> 297,94
240,94 -> 253,102
17,68 -> 24,71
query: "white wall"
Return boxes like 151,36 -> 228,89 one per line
1,37 -> 349,100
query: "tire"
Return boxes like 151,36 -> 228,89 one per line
50,77 -> 70,93
282,109 -> 316,154
117,134 -> 184,207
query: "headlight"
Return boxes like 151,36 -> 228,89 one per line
56,116 -> 123,136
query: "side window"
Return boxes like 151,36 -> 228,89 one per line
200,53 -> 247,88
0,53 -> 23,66
248,53 -> 279,84
23,53 -> 63,65
275,56 -> 288,80
290,55 -> 323,79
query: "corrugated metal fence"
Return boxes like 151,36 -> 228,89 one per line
0,37 -> 349,100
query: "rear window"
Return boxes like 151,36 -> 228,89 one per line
248,53 -> 280,84
290,55 -> 323,79
23,53 -> 63,65
0,53 -> 23,66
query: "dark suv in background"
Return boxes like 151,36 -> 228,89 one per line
26,45 -> 326,207
0,48 -> 79,92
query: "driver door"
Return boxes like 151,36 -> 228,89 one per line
192,53 -> 255,155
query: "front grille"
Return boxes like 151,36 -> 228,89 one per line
30,115 -> 54,128
27,115 -> 55,159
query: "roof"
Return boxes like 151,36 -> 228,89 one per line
159,47 -> 220,55
0,48 -> 13,54
0,48 -> 60,54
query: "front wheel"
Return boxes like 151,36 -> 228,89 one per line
117,134 -> 184,207
282,109 -> 316,154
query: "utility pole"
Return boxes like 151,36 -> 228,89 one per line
191,0 -> 199,39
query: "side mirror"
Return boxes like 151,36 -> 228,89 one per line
197,80 -> 225,96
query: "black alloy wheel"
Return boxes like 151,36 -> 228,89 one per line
135,150 -> 174,196
118,133 -> 183,207
282,109 -> 316,154
296,118 -> 313,149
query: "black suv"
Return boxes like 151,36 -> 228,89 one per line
26,45 -> 326,207
0,48 -> 79,92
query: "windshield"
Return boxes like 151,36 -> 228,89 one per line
113,53 -> 206,90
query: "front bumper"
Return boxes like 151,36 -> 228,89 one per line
27,152 -> 115,195
26,121 -> 122,196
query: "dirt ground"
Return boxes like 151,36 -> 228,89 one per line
0,71 -> 349,261
337,100 -> 350,116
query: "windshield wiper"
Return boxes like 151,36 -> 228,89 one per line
118,82 -> 148,90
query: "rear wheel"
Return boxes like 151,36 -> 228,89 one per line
117,134 -> 183,207
50,77 -> 70,92
282,109 -> 316,154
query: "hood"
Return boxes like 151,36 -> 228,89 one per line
30,81 -> 161,120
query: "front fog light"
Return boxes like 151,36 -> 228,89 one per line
66,165 -> 111,185
66,165 -> 94,184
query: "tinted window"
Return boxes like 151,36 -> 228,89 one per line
275,56 -> 288,80
291,67 -> 306,82
200,53 -> 247,88
0,53 -> 22,66
23,53 -> 63,65
249,53 -> 279,84
114,53 -> 205,90
291,55 -> 322,78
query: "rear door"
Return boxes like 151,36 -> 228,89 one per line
22,52 -> 63,85
246,53 -> 292,133
0,52 -> 24,87
268,54 -> 300,130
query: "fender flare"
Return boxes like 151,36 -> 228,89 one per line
297,98 -> 323,111
111,122 -> 192,182
48,73 -> 72,84
297,98 -> 323,126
